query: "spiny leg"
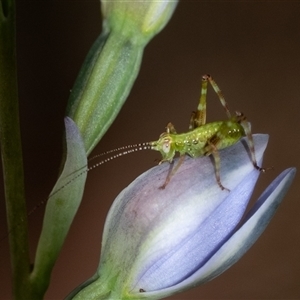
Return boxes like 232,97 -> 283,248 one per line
159,155 -> 185,189
206,76 -> 268,174
189,76 -> 208,130
205,137 -> 230,191
190,74 -> 232,131
205,74 -> 232,119
238,113 -> 266,172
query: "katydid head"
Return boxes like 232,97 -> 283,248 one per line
150,132 -> 176,163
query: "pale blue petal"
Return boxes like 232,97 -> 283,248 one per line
145,167 -> 296,299
98,135 -> 268,295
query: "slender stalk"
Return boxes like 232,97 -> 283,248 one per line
0,0 -> 31,298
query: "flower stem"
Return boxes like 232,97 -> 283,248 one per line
0,0 -> 32,298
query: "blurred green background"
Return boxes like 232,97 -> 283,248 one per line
0,1 -> 299,299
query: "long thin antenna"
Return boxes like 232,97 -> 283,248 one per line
30,142 -> 153,216
62,142 -> 153,180
0,142 -> 153,242
88,142 -> 152,162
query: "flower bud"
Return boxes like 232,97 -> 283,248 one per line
101,0 -> 178,44
68,134 -> 296,299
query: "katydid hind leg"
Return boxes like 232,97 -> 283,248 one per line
189,74 -> 232,131
205,74 -> 232,119
240,118 -> 267,172
189,75 -> 208,130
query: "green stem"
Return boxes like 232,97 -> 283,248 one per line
0,0 -> 32,298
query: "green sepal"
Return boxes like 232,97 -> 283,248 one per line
29,117 -> 87,297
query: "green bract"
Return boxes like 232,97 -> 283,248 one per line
31,118 -> 87,296
67,0 -> 178,154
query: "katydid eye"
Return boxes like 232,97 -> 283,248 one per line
162,140 -> 170,153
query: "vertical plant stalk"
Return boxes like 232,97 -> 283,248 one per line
0,0 -> 31,298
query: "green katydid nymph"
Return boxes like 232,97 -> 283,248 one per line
0,74 -> 267,243
89,74 -> 266,191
